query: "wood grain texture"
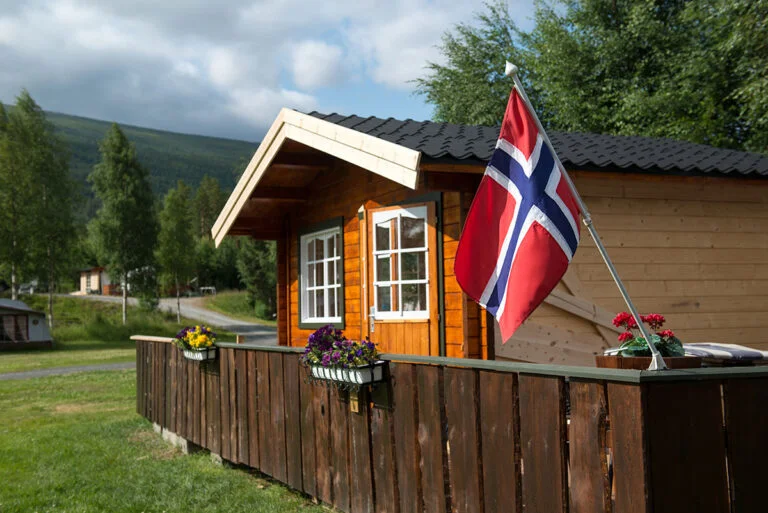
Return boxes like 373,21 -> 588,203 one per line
299,374 -> 317,497
518,374 -> 568,513
256,351 -> 270,474
283,354 -> 304,492
246,351 -> 258,468
415,365 -> 447,513
391,363 -> 422,513
349,389 -> 374,513
370,401 -> 397,513
330,391 -> 351,512
235,350 -> 249,465
227,349 -> 238,463
478,370 -> 521,513
269,352 -> 288,481
313,385 -> 332,505
723,378 -> 768,513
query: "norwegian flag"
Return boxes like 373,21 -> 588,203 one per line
455,89 -> 581,341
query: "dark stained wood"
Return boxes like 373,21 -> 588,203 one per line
219,348 -> 231,461
283,354 -> 304,491
330,391 -> 351,512
644,381 -> 729,513
313,384 -> 332,505
724,378 -> 768,513
606,383 -> 649,513
246,351 -> 259,469
169,347 -> 177,431
370,401 -> 397,513
209,364 -> 221,456
299,370 -> 317,497
205,364 -> 214,452
595,355 -> 701,369
199,358 -> 207,447
256,351 -> 272,476
193,358 -> 201,445
391,363 -> 422,513
228,349 -> 238,463
236,350 -> 249,465
164,345 -> 172,429
415,365 -> 447,513
269,352 -> 288,482
443,367 -> 483,513
518,374 -> 568,513
136,342 -> 142,416
349,389 -> 374,513
569,380 -> 610,513
478,370 -> 521,513
185,359 -> 193,441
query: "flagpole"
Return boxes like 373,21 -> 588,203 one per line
504,62 -> 667,370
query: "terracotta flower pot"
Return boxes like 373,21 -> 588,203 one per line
595,355 -> 702,369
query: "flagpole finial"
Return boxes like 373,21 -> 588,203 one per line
505,61 -> 518,77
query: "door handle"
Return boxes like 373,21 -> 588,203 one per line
369,306 -> 376,333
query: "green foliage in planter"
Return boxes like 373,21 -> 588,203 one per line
618,334 -> 685,358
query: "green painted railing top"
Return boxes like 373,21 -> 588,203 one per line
132,336 -> 768,384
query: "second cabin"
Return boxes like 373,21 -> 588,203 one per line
213,109 -> 768,366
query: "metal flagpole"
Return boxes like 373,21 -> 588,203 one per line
504,62 -> 667,370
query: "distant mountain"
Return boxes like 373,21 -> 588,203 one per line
43,110 -> 257,218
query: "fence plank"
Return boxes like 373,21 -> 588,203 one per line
299,372 -> 317,497
370,402 -> 397,513
313,384 -> 332,505
228,349 -> 238,463
193,358 -> 201,445
350,390 -> 374,513
569,380 -> 610,513
331,391 -> 351,512
444,367 -> 483,513
724,377 -> 768,513
175,349 -> 182,434
269,352 -> 288,482
246,351 -> 259,469
392,363 -> 422,513
256,351 -> 272,476
169,347 -> 177,431
236,350 -> 249,465
165,345 -> 172,429
283,354 -> 304,492
150,343 -> 157,424
205,364 -> 213,452
136,342 -> 143,416
220,348 -> 231,461
607,383 -> 649,513
645,381 -> 729,513
479,370 -> 521,513
416,365 -> 447,513
518,374 -> 568,513
200,358 -> 207,447
209,362 -> 221,456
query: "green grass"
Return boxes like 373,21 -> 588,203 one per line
0,370 -> 325,512
203,291 -> 277,326
0,295 -> 236,374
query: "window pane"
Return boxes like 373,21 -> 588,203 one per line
316,290 -> 325,318
315,238 -> 324,261
327,260 -> 335,285
336,260 -> 341,286
375,223 -> 390,250
401,216 -> 426,249
376,286 -> 392,312
335,233 -> 341,257
401,252 -> 426,280
376,256 -> 391,282
328,234 -> 335,258
307,291 -> 315,318
316,262 -> 324,286
402,284 -> 427,312
328,288 -> 336,318
307,263 -> 315,287
307,240 -> 315,262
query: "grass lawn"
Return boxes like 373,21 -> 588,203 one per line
0,370 -> 326,512
0,296 -> 235,375
203,291 -> 276,327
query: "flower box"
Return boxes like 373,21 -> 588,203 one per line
309,360 -> 387,386
182,347 -> 217,361
595,355 -> 701,370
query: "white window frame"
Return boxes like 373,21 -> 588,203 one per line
372,206 -> 429,320
300,226 -> 343,325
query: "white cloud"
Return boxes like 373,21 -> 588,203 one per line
291,40 -> 344,90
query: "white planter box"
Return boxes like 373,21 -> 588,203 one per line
182,347 -> 217,361
308,360 -> 386,386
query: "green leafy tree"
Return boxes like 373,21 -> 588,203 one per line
89,123 -> 158,324
193,175 -> 227,238
236,238 -> 276,319
416,0 -> 768,153
157,181 -> 196,322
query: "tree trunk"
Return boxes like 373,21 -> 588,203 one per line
122,274 -> 128,325
48,245 -> 54,330
175,275 -> 181,324
10,261 -> 17,301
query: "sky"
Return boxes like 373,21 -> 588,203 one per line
0,0 -> 535,142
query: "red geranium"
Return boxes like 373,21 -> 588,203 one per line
658,329 -> 675,340
642,313 -> 666,330
618,331 -> 634,343
612,312 -> 635,329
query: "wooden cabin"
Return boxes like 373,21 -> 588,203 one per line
212,108 -> 768,366
0,299 -> 52,350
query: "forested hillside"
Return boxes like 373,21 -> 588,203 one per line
42,110 -> 256,217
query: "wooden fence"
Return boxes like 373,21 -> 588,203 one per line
133,336 -> 768,513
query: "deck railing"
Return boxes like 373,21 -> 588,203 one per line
132,336 -> 768,513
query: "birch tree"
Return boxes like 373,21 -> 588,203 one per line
157,181 -> 195,322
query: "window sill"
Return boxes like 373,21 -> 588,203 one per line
299,318 -> 345,330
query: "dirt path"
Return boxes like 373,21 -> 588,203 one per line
0,362 -> 136,381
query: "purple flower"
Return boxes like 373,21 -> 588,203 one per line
321,353 -> 331,367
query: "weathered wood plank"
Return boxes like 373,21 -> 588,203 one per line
136,342 -> 143,416
186,359 -> 194,441
199,357 -> 207,447
606,383 -> 649,513
269,352 -> 288,482
220,348 -> 231,461
416,365 -> 447,513
569,380 -> 610,513
644,381 -> 729,513
370,402 -> 397,513
478,370 -> 521,513
349,390 -> 374,513
169,346 -> 177,431
313,384 -> 332,505
205,363 -> 214,453
518,374 -> 568,513
330,391 -> 351,512
209,362 -> 221,456
391,363 -> 421,513
724,377 -> 768,513
443,367 -> 483,513
299,370 -> 317,497
246,351 -> 259,469
236,350 -> 249,465
227,349 -> 238,463
283,354 -> 304,492
256,351 -> 271,475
